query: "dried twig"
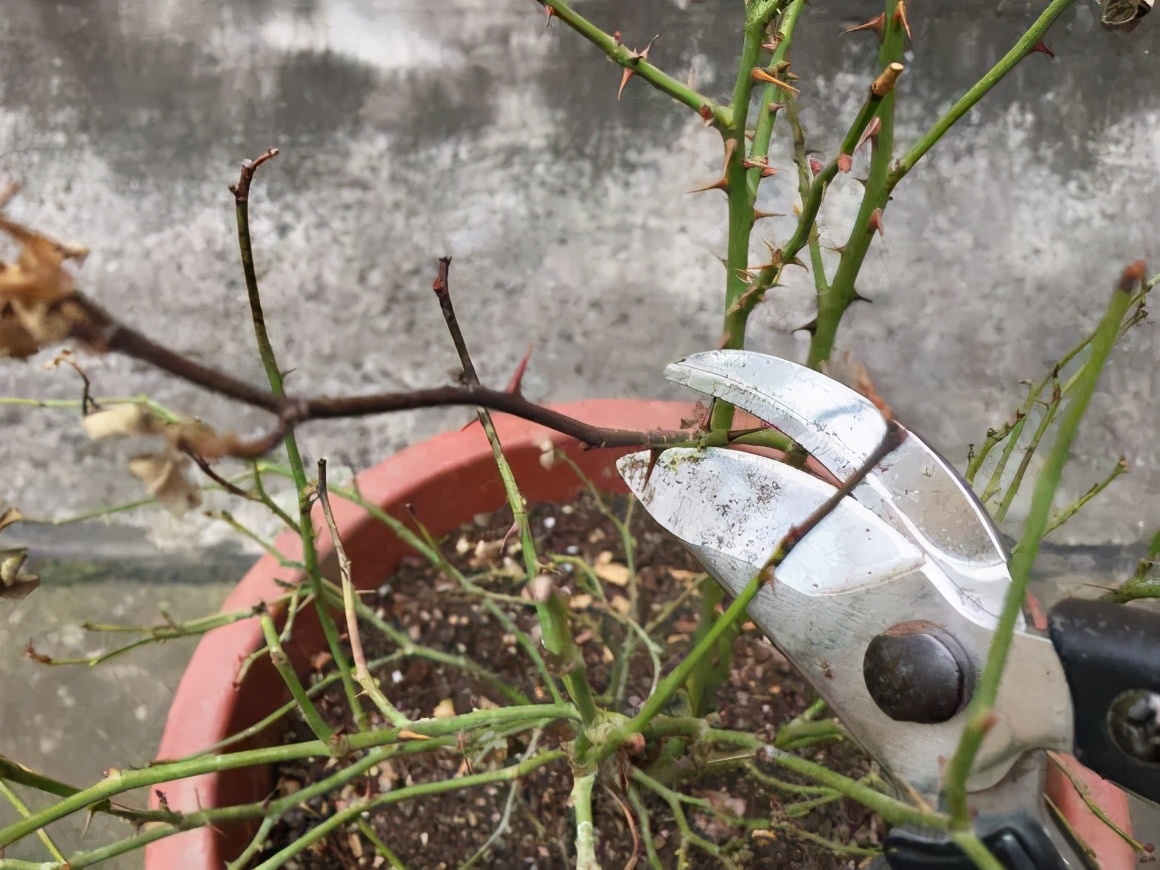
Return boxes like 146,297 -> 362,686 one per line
316,458 -> 408,727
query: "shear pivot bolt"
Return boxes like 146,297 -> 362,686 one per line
862,621 -> 974,724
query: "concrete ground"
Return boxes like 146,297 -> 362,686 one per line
1,0 -> 1158,865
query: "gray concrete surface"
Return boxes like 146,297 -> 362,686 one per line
1,0 -> 1159,865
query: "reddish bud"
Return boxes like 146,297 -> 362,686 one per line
837,153 -> 853,173
808,156 -> 824,176
698,103 -> 714,126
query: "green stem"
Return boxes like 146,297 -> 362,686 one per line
994,395 -> 1058,523
433,260 -> 596,725
711,12 -> 769,433
889,0 -> 1077,190
807,12 -> 905,369
0,780 -> 65,863
250,750 -> 565,870
537,0 -> 727,129
596,572 -> 763,765
572,771 -> 600,870
259,612 -> 334,744
0,704 -> 577,849
942,266 -> 1139,827
232,154 -> 364,728
1036,457 -> 1128,543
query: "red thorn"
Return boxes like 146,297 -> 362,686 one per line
715,331 -> 733,350
618,34 -> 659,101
843,13 -> 885,40
1030,39 -> 1055,59
505,344 -> 534,396
893,0 -> 913,43
855,116 -> 882,154
808,156 -> 824,176
869,207 -> 885,237
742,158 -> 777,177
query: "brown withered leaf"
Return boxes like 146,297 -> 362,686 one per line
0,303 -> 40,358
127,452 -> 202,515
0,214 -> 88,306
0,296 -> 90,360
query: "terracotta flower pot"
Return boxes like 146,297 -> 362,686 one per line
146,399 -> 691,868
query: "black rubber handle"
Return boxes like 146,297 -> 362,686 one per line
1048,597 -> 1160,804
875,812 -> 1067,869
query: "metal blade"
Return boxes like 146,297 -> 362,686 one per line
618,446 -> 1073,801
667,351 -> 1015,627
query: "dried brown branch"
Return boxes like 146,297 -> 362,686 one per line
57,290 -> 697,456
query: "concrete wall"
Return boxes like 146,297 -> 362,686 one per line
1,0 -> 1157,549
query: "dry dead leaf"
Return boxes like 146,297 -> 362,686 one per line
609,594 -> 631,616
0,548 -> 40,601
0,506 -> 23,534
128,453 -> 201,515
594,550 -> 631,586
0,215 -> 88,305
0,198 -> 93,359
432,698 -> 457,719
569,593 -> 593,610
82,404 -> 156,440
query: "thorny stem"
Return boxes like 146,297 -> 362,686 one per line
807,13 -> 906,369
942,263 -> 1141,828
536,0 -> 728,130
229,149 -> 364,728
30,603 -> 270,668
316,458 -> 409,726
432,257 -> 598,727
1037,457 -> 1129,543
746,0 -> 806,203
967,283 -> 1149,486
711,0 -> 789,431
889,0 -> 1077,190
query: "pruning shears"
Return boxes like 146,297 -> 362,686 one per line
617,350 -> 1160,869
